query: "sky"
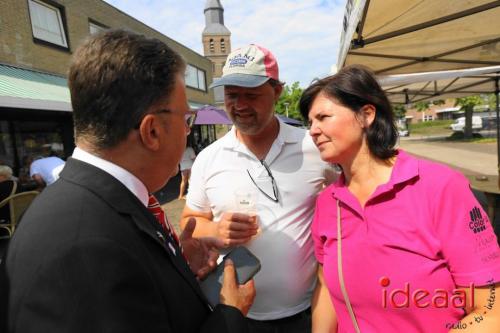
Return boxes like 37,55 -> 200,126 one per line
103,0 -> 347,88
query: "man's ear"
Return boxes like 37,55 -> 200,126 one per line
138,114 -> 161,151
360,104 -> 376,128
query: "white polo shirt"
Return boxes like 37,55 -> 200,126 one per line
30,156 -> 65,185
187,118 -> 336,320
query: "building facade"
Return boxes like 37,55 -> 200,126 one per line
0,0 -> 214,183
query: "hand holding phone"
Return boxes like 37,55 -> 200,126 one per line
200,246 -> 261,308
220,259 -> 256,315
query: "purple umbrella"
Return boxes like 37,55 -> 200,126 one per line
194,105 -> 232,125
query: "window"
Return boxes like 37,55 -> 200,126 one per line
197,70 -> 206,91
185,65 -> 206,91
423,114 -> 434,122
221,38 -> 225,53
28,0 -> 68,48
209,39 -> 214,53
89,21 -> 107,35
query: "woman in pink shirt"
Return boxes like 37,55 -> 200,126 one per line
299,65 -> 500,332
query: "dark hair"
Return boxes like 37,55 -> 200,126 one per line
299,65 -> 397,160
68,29 -> 185,149
267,78 -> 284,87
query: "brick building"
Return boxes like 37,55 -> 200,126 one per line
0,0 -> 214,183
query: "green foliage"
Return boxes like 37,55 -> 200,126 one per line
275,82 -> 304,120
485,93 -> 498,110
392,104 -> 407,119
409,119 -> 453,130
413,101 -> 430,112
413,99 -> 445,112
408,119 -> 454,136
454,96 -> 483,109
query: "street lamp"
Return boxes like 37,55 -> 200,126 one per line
283,102 -> 289,118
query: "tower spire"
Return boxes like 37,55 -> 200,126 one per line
202,0 -> 231,86
203,0 -> 230,35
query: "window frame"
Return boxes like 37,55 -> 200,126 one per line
185,64 -> 207,92
88,19 -> 108,35
27,0 -> 70,51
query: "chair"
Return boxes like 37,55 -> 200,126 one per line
0,191 -> 39,237
0,179 -> 17,202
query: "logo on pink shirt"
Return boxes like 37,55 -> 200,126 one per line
379,276 -> 475,309
469,206 -> 486,234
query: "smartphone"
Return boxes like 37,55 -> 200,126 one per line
200,246 -> 261,308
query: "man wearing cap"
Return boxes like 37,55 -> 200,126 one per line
181,44 -> 335,332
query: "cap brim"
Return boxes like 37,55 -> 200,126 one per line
209,74 -> 270,88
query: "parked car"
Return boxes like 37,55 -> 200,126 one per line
450,116 -> 483,132
397,122 -> 409,137
398,128 -> 409,137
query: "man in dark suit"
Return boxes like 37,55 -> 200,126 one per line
0,30 -> 254,332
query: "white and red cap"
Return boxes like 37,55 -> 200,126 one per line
209,44 -> 279,88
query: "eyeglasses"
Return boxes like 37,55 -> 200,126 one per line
134,109 -> 195,129
186,113 -> 196,128
246,160 -> 279,203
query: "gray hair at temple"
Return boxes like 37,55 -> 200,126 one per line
0,165 -> 13,180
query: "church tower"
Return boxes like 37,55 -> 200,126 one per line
202,0 -> 231,80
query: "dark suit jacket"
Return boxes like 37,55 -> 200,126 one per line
0,158 -> 246,332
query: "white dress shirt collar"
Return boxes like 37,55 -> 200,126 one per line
72,147 -> 149,206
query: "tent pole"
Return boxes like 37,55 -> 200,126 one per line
496,76 -> 500,188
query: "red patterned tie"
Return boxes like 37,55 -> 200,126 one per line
147,194 -> 181,253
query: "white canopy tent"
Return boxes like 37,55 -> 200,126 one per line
377,65 -> 500,104
378,68 -> 500,185
338,0 -> 500,186
338,0 -> 500,75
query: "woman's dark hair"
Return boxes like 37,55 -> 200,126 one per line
299,65 -> 398,160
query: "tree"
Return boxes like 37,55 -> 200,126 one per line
275,82 -> 303,121
414,101 -> 431,112
485,93 -> 498,111
413,99 -> 445,113
455,96 -> 483,139
392,104 -> 407,119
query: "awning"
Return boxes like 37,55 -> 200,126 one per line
377,65 -> 500,104
337,0 -> 500,185
194,105 -> 232,125
0,63 -> 71,111
0,64 -> 210,114
338,1 -> 500,75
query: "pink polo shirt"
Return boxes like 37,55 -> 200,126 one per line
313,150 -> 500,333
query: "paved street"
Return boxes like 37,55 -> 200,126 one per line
399,138 -> 497,176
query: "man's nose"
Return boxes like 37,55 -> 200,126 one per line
233,96 -> 248,110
